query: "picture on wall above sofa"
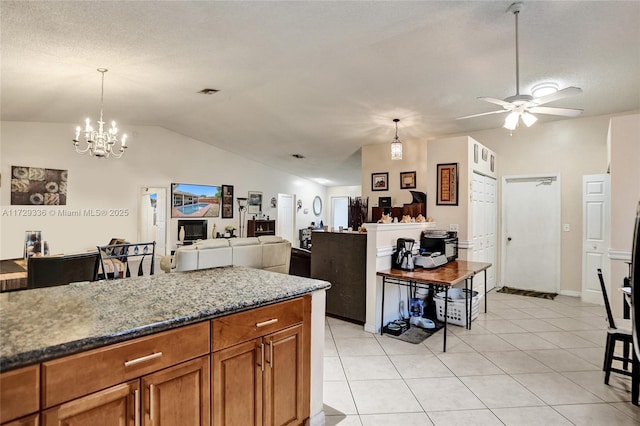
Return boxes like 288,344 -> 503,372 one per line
171,183 -> 221,218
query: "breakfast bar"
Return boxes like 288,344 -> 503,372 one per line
0,266 -> 330,425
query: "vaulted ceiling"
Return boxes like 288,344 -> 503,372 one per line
2,1 -> 639,185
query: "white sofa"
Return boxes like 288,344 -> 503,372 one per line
160,236 -> 291,274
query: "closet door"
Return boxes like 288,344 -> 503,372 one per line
471,172 -> 497,291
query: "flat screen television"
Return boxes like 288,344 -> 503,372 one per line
171,183 -> 221,218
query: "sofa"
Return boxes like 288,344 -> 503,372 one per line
160,235 -> 291,274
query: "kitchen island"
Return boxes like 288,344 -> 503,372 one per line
0,266 -> 330,425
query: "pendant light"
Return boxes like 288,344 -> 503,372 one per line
390,118 -> 402,160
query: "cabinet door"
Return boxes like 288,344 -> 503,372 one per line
212,339 -> 263,426
142,356 -> 210,426
42,380 -> 139,426
3,413 -> 39,426
263,324 -> 304,426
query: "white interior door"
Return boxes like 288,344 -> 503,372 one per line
471,172 -> 497,290
502,175 -> 560,293
582,174 -> 610,304
277,193 -> 295,245
331,196 -> 348,230
139,187 -> 166,256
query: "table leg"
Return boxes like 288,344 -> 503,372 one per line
443,286 -> 448,353
484,270 -> 488,313
469,276 -> 474,330
381,277 -> 386,335
632,356 -> 639,405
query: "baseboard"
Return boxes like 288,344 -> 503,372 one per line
308,410 -> 325,426
559,289 -> 581,297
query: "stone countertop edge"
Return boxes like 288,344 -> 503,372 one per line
0,266 -> 331,372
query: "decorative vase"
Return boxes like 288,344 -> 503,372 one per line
212,224 -> 217,239
178,226 -> 185,243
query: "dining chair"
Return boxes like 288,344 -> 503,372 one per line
597,268 -> 634,384
97,241 -> 156,280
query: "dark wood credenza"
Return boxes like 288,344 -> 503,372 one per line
371,202 -> 425,223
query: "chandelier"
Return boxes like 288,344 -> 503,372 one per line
390,118 -> 402,160
73,68 -> 128,158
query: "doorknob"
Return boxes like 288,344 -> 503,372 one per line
507,237 -> 512,241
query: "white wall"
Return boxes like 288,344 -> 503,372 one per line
0,121 -> 327,258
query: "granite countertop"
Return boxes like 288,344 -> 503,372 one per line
0,266 -> 330,371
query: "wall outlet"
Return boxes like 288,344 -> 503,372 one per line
563,223 -> 570,232
449,224 -> 459,232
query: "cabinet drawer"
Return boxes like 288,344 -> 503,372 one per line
0,365 -> 39,424
212,297 -> 304,351
42,321 -> 209,408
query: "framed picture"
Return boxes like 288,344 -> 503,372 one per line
490,155 -> 495,172
482,147 -> 488,161
436,163 -> 459,206
371,172 -> 388,191
474,144 -> 479,164
248,191 -> 262,214
400,171 -> 416,189
11,165 -> 68,205
221,185 -> 234,218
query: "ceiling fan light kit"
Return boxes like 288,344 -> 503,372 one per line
458,2 -> 583,132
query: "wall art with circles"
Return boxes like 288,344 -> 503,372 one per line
10,165 -> 68,205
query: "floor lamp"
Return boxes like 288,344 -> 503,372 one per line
237,197 -> 248,238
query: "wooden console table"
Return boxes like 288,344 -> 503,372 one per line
377,260 -> 491,352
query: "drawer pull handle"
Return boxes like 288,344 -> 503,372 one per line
150,383 -> 155,422
124,352 -> 163,367
259,343 -> 265,372
256,318 -> 278,328
134,389 -> 140,426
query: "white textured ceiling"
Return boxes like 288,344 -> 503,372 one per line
2,1 -> 639,185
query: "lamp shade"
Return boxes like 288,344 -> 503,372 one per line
237,197 -> 248,208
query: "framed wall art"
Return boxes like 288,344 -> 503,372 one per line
11,166 -> 68,205
221,185 -> 234,218
436,163 -> 458,206
248,191 -> 262,214
400,171 -> 416,189
371,172 -> 388,191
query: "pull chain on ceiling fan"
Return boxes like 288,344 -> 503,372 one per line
457,2 -> 583,131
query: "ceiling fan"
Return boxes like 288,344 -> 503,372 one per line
458,2 -> 583,130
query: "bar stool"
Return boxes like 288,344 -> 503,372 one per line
597,269 -> 633,384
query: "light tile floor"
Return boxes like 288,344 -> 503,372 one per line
323,290 -> 640,425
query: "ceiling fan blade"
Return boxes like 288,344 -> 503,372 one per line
478,97 -> 513,108
533,86 -> 582,105
457,110 -> 509,120
528,106 -> 583,117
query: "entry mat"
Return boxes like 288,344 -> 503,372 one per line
385,320 -> 445,344
0,259 -> 26,274
497,285 -> 558,300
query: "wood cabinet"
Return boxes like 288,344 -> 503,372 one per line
247,220 -> 276,237
1,296 -> 312,426
143,356 -> 210,426
43,381 -> 138,426
0,365 -> 39,424
212,296 -> 310,426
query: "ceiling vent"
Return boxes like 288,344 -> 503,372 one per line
291,154 -> 305,159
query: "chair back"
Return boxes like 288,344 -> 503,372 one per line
98,242 -> 156,280
597,268 -> 618,330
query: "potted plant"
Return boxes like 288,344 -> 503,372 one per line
224,225 -> 236,238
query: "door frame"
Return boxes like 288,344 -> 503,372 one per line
500,173 -> 561,293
